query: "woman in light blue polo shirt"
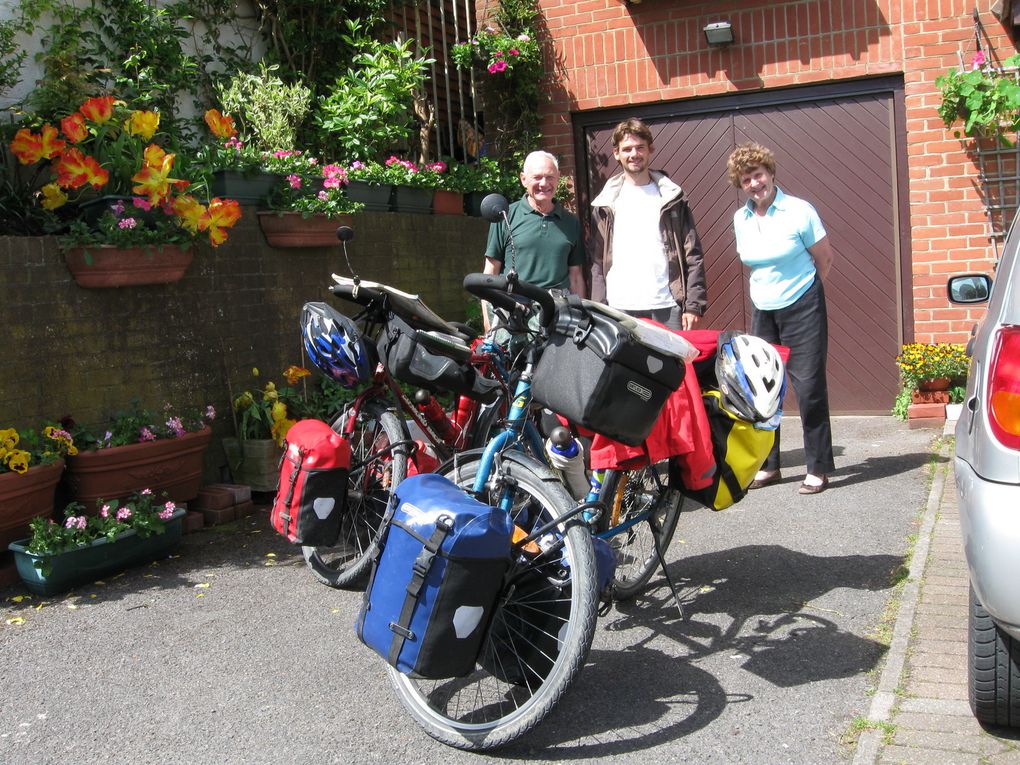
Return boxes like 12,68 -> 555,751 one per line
727,143 -> 835,495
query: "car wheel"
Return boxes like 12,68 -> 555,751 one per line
969,585 -> 1020,728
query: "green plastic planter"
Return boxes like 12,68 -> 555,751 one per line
8,509 -> 185,596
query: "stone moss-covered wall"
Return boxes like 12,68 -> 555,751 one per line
1,210 -> 488,477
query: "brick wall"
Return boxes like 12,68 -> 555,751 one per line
1,210 -> 488,476
497,0 -> 1018,343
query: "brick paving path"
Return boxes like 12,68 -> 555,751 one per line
871,461 -> 1020,765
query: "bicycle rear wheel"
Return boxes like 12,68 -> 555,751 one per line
597,461 -> 683,601
389,450 -> 599,750
302,398 -> 408,588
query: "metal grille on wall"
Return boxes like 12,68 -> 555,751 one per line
387,0 -> 483,163
974,66 -> 1020,243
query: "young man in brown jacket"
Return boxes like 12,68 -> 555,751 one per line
588,118 -> 707,330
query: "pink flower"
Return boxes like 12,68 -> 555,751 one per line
351,161 -> 365,170
159,501 -> 176,520
116,507 -> 132,521
323,176 -> 341,189
141,488 -> 152,495
508,48 -> 520,56
971,50 -> 986,69
489,59 -> 507,74
65,516 -> 78,529
100,504 -> 111,519
139,426 -> 156,442
516,33 -> 530,42
317,191 -> 328,201
225,137 -> 243,151
205,405 -> 216,420
118,217 -> 137,230
287,174 -> 302,189
385,156 -> 400,166
111,200 -> 125,216
167,417 -> 185,438
76,516 -> 87,530
132,196 -> 152,211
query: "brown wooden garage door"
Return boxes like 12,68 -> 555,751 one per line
573,77 -> 912,414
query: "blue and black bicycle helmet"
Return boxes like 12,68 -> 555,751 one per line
301,302 -> 376,388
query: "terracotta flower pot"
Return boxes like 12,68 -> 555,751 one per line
65,427 -> 212,508
65,244 -> 193,288
257,211 -> 353,248
917,377 -> 951,392
432,190 -> 464,215
0,460 -> 64,552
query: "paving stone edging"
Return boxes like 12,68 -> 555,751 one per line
853,438 -> 1020,764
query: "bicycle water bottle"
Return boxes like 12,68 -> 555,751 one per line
414,390 -> 458,443
545,426 -> 589,500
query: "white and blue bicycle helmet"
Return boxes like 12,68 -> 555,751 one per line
301,302 -> 376,388
716,331 -> 786,428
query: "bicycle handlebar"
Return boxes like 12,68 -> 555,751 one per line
329,279 -> 385,308
463,272 -> 555,329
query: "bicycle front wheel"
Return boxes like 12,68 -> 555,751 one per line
301,398 -> 408,588
389,450 -> 599,750
597,461 -> 683,601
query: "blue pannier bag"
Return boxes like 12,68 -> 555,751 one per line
356,473 -> 513,679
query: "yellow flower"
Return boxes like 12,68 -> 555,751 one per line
0,428 -> 19,451
271,401 -> 288,423
233,392 -> 254,411
125,110 -> 160,140
252,367 -> 259,377
271,415 -> 296,447
283,365 -> 312,386
40,183 -> 68,210
5,449 -> 30,474
264,382 -> 278,403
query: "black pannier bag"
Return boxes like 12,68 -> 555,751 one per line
356,473 -> 513,679
376,315 -> 501,403
531,298 -> 686,446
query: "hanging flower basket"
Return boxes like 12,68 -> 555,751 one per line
257,211 -> 352,248
65,427 -> 212,507
65,244 -> 194,288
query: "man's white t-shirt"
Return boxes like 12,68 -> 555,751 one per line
605,182 -> 675,311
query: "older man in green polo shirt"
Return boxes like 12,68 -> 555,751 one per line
481,151 -> 585,331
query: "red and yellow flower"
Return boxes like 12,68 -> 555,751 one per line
203,109 -> 236,139
79,95 -> 115,124
125,110 -> 160,140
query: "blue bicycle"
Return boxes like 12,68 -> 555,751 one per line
387,271 -> 688,750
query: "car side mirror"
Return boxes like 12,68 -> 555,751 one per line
947,274 -> 992,304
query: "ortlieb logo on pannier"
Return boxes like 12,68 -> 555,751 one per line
356,473 -> 512,679
270,419 -> 352,546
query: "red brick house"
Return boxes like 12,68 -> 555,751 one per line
485,0 -> 1019,412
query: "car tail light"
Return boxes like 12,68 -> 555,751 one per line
987,325 -> 1020,450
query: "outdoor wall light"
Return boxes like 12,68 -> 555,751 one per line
703,21 -> 735,46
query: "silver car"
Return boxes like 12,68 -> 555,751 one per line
948,208 -> 1020,729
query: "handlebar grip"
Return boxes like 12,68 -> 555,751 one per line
462,273 -> 556,329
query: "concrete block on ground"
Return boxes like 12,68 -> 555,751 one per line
909,416 -> 946,429
184,510 -> 205,534
203,483 -> 252,504
192,486 -> 235,511
201,505 -> 237,526
234,499 -> 255,518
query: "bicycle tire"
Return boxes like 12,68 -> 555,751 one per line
388,450 -> 599,750
597,461 -> 683,601
301,398 -> 408,588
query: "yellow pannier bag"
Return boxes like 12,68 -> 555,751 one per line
683,390 -> 776,511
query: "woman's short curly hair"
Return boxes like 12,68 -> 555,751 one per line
726,143 -> 776,188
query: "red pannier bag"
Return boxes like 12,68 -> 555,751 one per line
271,419 -> 352,546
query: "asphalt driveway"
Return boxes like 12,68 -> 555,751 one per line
0,415 -> 937,764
